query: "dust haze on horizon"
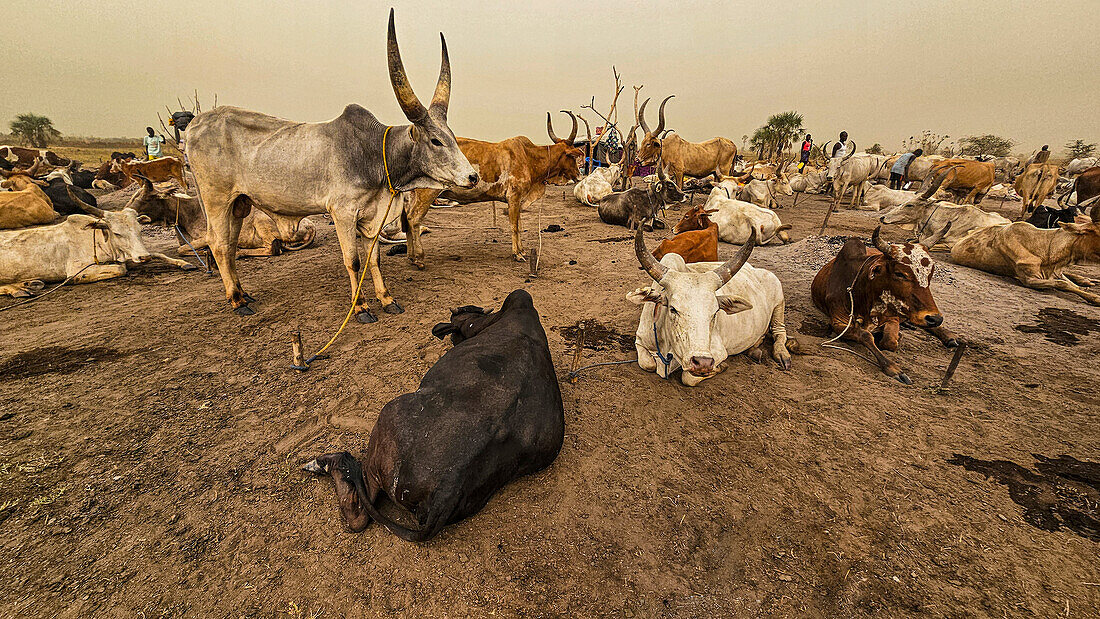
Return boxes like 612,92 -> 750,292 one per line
4,0 -> 1098,157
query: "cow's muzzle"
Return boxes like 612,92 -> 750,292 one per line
463,172 -> 479,188
686,355 -> 715,376
923,314 -> 943,328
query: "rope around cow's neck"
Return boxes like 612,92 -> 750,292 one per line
301,125 -> 400,368
821,254 -> 878,364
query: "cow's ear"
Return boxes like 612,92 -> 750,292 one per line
654,182 -> 663,192
431,322 -> 456,339
408,125 -> 420,141
717,295 -> 753,315
626,286 -> 664,306
869,263 -> 885,279
136,215 -> 152,224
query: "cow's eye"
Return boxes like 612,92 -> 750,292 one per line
669,307 -> 679,315
430,138 -> 443,147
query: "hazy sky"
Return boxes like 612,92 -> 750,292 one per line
4,0 -> 1098,155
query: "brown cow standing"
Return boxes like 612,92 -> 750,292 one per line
652,206 -> 719,263
1013,162 -> 1060,219
926,159 -> 995,204
812,226 -> 958,383
1061,166 -> 1100,209
401,112 -> 584,266
111,156 -> 187,188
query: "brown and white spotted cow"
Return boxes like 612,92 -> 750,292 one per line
812,226 -> 958,384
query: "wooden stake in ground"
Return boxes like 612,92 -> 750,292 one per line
818,202 -> 837,236
569,322 -> 586,384
939,342 -> 967,390
290,330 -> 308,370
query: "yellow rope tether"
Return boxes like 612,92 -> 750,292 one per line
304,125 -> 399,366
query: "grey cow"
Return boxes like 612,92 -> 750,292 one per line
185,10 -> 478,320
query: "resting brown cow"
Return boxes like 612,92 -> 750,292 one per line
401,112 -> 584,266
652,206 -> 719,263
0,183 -> 59,229
951,196 -> 1100,305
111,156 -> 187,188
125,176 -> 316,257
0,146 -> 42,166
812,226 -> 957,383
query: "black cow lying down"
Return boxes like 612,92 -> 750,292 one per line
303,289 -> 565,541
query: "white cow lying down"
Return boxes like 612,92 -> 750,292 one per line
705,183 -> 791,244
0,189 -> 193,297
573,164 -> 621,206
628,230 -> 794,387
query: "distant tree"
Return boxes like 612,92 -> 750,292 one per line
867,143 -> 884,155
750,125 -> 778,160
902,130 -> 950,156
9,113 -> 61,148
959,134 -> 1014,157
750,111 -> 804,160
1064,139 -> 1097,160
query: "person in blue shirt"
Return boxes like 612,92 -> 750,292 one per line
890,148 -> 922,190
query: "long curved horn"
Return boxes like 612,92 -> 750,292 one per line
387,9 -> 428,122
842,140 -> 857,162
1080,193 -> 1100,221
654,95 -> 673,135
659,129 -> 673,139
546,112 -> 560,143
563,110 -> 578,145
919,166 -> 956,199
67,186 -> 105,218
577,114 -> 593,146
871,226 -> 891,255
820,141 -> 833,162
428,33 -> 452,112
1057,178 -> 1077,208
712,229 -> 756,286
921,221 -> 952,248
635,227 -> 669,282
638,98 -> 652,135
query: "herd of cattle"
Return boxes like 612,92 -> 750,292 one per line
4,10 -> 1099,541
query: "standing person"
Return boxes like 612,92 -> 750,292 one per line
143,127 -> 165,160
831,131 -> 850,158
889,148 -> 923,190
799,134 -> 813,172
1027,144 -> 1051,166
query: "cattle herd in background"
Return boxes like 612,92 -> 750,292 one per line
2,9 -> 1099,541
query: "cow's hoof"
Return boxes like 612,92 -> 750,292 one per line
943,338 -> 959,348
513,254 -> 526,262
383,301 -> 404,315
777,356 -> 792,371
356,309 -> 378,324
412,260 -> 426,270
181,263 -> 198,271
895,372 -> 912,385
747,348 -> 765,364
233,305 -> 254,316
243,292 -> 257,303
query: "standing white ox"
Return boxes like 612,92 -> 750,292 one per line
706,180 -> 792,244
628,230 -> 794,387
185,11 -> 478,320
826,149 -> 888,209
573,163 -> 622,206
0,189 -> 193,297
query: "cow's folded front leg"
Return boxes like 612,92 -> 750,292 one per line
855,327 -> 910,384
926,324 -> 959,347
879,320 -> 901,352
1063,272 -> 1095,287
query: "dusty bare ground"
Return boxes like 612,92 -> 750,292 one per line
1,184 -> 1098,618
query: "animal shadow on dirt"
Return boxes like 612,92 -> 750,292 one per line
559,320 -> 635,353
948,454 -> 1100,541
1014,307 -> 1100,346
0,346 -> 129,380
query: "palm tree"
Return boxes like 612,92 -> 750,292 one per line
750,126 -> 778,160
9,113 -> 61,148
763,111 -> 804,159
